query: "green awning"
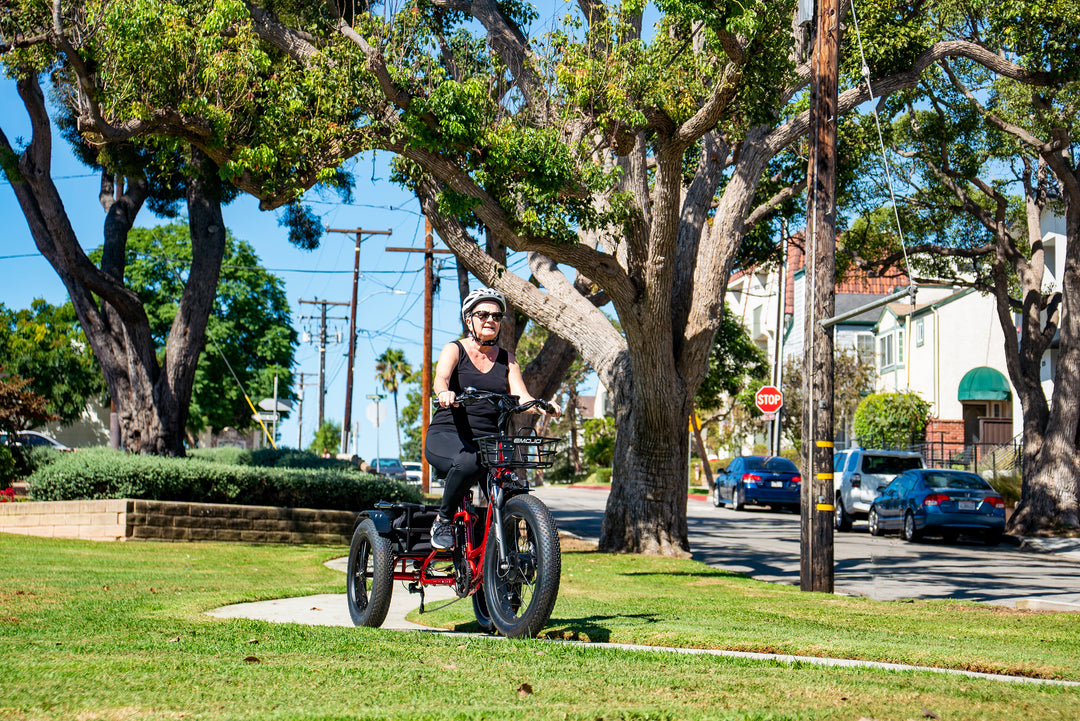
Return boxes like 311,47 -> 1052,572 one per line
958,366 -> 1012,401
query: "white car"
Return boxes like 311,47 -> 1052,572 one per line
833,448 -> 924,531
402,461 -> 423,486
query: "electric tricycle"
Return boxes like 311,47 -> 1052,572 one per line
345,388 -> 562,638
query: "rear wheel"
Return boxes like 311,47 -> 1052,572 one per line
868,506 -> 883,536
901,511 -> 922,543
471,590 -> 496,633
483,494 -> 561,638
346,518 -> 394,628
834,494 -> 852,532
731,485 -> 745,511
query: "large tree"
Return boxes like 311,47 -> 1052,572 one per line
4,0 -> 1056,551
102,224 -> 298,439
839,1 -> 1080,533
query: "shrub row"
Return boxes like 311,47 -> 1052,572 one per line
27,448 -> 422,511
186,446 -> 357,471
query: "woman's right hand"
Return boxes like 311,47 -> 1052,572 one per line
436,389 -> 457,408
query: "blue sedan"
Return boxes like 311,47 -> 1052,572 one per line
868,469 -> 1006,544
712,456 -> 802,511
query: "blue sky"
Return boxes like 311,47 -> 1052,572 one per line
0,77 -> 515,459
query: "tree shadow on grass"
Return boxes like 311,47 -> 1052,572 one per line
539,612 -> 666,642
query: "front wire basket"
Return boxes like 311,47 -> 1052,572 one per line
476,434 -> 560,469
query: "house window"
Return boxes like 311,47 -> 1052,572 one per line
915,318 -> 924,347
878,329 -> 904,370
856,332 -> 874,363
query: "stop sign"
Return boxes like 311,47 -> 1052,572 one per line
755,385 -> 783,414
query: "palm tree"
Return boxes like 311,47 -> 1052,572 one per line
375,348 -> 412,459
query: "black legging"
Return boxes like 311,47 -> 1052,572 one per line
424,430 -> 486,520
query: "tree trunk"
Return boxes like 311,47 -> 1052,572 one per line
598,356 -> 691,557
1008,164 -> 1080,533
1,76 -> 225,456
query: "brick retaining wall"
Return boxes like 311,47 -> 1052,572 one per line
0,499 -> 356,544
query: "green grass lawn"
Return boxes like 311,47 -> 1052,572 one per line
1,533 -> 1078,720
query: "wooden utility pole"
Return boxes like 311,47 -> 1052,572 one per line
801,0 -> 839,594
387,218 -> 452,493
299,299 -> 348,427
326,228 -> 393,454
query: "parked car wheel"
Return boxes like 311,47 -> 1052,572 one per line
712,485 -> 722,508
731,485 -> 745,512
902,510 -> 922,542
834,494 -> 853,532
868,506 -> 883,536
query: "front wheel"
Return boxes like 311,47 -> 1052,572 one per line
483,494 -> 561,638
712,485 -> 722,508
346,518 -> 394,628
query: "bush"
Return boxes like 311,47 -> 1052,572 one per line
853,392 -> 931,449
188,447 -> 253,466
584,467 -> 612,485
0,446 -> 14,488
250,448 -> 352,470
27,448 -> 422,511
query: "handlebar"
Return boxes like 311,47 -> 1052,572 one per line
433,387 -> 554,415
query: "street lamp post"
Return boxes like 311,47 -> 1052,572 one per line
366,393 -> 387,472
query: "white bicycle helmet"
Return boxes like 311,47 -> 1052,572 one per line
461,287 -> 507,323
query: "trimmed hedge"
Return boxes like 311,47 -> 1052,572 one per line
27,448 -> 422,511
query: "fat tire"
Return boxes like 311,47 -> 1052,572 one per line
901,510 -> 922,543
732,485 -> 745,511
868,506 -> 883,536
483,494 -> 561,639
834,494 -> 852,532
346,518 -> 394,628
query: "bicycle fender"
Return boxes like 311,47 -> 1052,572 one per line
355,510 -> 393,536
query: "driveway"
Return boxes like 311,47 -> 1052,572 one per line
532,485 -> 1080,609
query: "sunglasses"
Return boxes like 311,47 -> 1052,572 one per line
471,311 -> 505,322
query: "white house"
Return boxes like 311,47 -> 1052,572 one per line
872,287 -> 1019,455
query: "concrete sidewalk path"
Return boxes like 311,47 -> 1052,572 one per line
206,557 -> 457,631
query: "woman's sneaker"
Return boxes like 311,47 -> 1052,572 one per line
430,517 -> 453,549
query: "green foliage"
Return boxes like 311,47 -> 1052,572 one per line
0,372 -> 55,436
782,349 -> 877,450
91,224 -> 298,434
249,447 -> 355,470
852,392 -> 932,449
0,301 -> 106,426
582,417 -> 615,467
695,304 -> 771,412
187,446 -> 253,466
27,448 -> 421,510
0,445 -> 15,485
308,420 -> 342,457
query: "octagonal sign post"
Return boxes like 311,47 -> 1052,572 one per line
755,385 -> 783,419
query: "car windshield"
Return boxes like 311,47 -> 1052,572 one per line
374,459 -> 401,468
922,472 -> 991,490
863,455 -> 922,474
743,456 -> 799,473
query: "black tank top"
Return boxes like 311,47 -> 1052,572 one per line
429,340 -> 511,439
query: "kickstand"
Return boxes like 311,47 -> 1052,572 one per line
409,582 -> 426,613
